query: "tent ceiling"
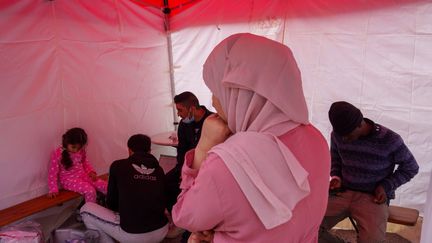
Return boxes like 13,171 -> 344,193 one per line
131,0 -> 200,15
129,0 -> 428,31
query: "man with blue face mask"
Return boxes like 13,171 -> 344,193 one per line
166,91 -> 212,240
173,92 -> 213,174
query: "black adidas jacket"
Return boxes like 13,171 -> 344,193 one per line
107,152 -> 168,233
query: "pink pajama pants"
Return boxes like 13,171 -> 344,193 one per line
62,177 -> 107,203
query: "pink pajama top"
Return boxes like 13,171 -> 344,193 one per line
172,125 -> 331,243
48,147 -> 96,193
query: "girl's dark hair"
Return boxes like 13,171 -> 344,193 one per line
61,127 -> 88,169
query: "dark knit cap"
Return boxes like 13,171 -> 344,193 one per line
328,101 -> 363,136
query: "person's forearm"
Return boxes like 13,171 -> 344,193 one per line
192,147 -> 208,169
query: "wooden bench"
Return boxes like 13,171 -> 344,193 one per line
387,205 -> 419,226
349,205 -> 419,233
0,174 -> 108,227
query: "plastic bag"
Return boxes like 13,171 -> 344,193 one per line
53,228 -> 99,243
0,221 -> 44,243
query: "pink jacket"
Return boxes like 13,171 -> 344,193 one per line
173,125 -> 330,243
47,147 -> 95,193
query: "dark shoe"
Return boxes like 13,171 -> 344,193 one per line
180,231 -> 191,243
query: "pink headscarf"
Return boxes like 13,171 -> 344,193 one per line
203,33 -> 310,229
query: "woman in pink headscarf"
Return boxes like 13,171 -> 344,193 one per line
172,33 -> 330,243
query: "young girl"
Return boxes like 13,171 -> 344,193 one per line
47,127 -> 107,203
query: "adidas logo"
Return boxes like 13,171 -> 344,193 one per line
132,164 -> 155,175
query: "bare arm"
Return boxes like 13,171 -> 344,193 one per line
192,114 -> 231,170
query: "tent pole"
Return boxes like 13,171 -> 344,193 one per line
163,2 -> 179,130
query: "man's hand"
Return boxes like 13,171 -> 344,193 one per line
374,185 -> 387,204
47,192 -> 59,198
329,177 -> 341,190
193,114 -> 231,169
188,230 -> 214,243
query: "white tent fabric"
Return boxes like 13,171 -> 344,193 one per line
171,0 -> 432,211
421,174 -> 432,242
1,0 -> 431,237
0,0 -> 174,209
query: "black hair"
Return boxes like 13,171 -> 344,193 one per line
61,127 -> 88,169
174,91 -> 200,108
127,134 -> 151,153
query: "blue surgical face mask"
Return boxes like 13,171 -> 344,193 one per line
182,115 -> 194,124
182,109 -> 194,124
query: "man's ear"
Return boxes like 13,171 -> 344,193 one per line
357,119 -> 364,128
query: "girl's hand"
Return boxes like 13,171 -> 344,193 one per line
89,171 -> 97,181
47,192 -> 59,198
193,114 -> 231,169
188,230 -> 214,243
